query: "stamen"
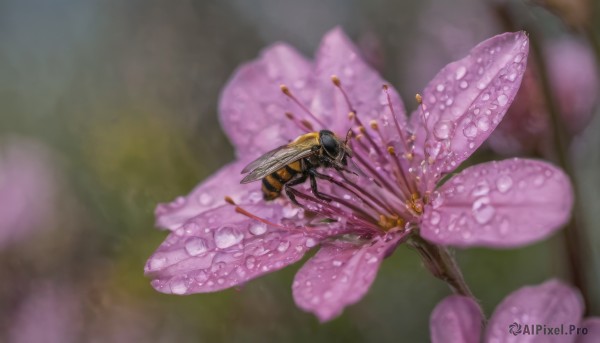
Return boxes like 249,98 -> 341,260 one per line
331,75 -> 355,113
224,196 -> 290,231
382,84 -> 412,154
280,84 -> 326,128
284,112 -> 312,132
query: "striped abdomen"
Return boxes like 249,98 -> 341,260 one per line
261,160 -> 302,200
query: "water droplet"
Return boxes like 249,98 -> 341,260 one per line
305,238 -> 317,248
533,175 -> 545,187
282,205 -> 300,218
184,237 -> 209,256
459,80 -> 468,89
170,278 -> 188,295
249,223 -> 267,236
245,256 -> 256,269
149,256 -> 167,270
514,53 -> 524,63
332,260 -> 343,267
476,116 -> 491,132
471,181 -> 490,197
472,197 -> 495,224
217,278 -> 225,285
324,291 -> 333,299
497,94 -> 508,106
496,175 -> 513,193
433,120 -> 452,140
429,211 -> 441,225
436,84 -> 445,92
277,240 -> 290,253
343,66 -> 354,77
455,66 -> 467,80
463,124 -> 478,138
366,256 -> 378,264
198,193 -> 213,206
482,93 -> 490,101
445,98 -> 453,106
477,82 -> 486,90
507,73 -> 517,82
214,226 -> 244,249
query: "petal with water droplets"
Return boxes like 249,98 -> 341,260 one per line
485,279 -> 583,343
220,43 -> 314,157
147,205 -> 323,294
430,295 -> 482,343
411,32 -> 529,178
421,158 -> 573,248
312,27 -> 407,136
155,159 -> 266,231
292,232 -> 406,322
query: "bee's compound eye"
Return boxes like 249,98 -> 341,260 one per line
320,132 -> 340,156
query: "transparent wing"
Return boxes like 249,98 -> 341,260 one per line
240,142 -> 315,184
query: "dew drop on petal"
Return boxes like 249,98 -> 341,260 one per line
305,238 -> 317,248
332,260 -> 343,267
533,175 -> 545,187
459,80 -> 468,89
277,240 -> 290,253
170,278 -> 188,295
497,94 -> 508,106
455,66 -> 467,80
472,197 -> 495,224
463,124 -> 478,138
433,120 -> 452,140
198,193 -> 213,206
482,93 -> 490,101
429,211 -> 441,225
496,175 -> 513,193
245,256 -> 256,269
149,256 -> 167,271
249,223 -> 267,236
436,84 -> 445,92
214,226 -> 244,249
476,116 -> 491,132
184,237 -> 209,256
471,181 -> 490,197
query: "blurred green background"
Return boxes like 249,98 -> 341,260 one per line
1,0 -> 599,342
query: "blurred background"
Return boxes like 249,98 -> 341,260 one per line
1,0 -> 599,342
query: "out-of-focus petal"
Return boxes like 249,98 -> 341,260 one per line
546,38 -> 599,135
155,159 -> 268,231
312,27 -> 407,137
219,43 -> 314,157
0,137 -> 57,248
430,295 -> 482,343
292,232 -> 406,322
485,279 -> 583,343
411,32 -> 529,179
147,205 -> 324,294
577,318 -> 600,343
421,158 -> 573,248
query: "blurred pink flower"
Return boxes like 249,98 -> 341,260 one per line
430,279 -> 600,343
488,38 -> 599,156
146,28 -> 574,321
0,137 -> 57,248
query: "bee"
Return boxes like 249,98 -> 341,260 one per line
240,130 -> 354,204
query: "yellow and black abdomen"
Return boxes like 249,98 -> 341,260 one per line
261,160 -> 303,200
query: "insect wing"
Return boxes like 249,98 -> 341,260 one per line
240,143 -> 314,184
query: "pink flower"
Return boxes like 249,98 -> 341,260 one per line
146,28 -> 574,321
488,38 -> 599,156
430,279 -> 600,343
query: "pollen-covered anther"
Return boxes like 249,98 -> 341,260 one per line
415,93 -> 423,104
355,134 -> 364,141
387,146 -> 396,155
284,112 -> 294,120
331,74 -> 341,86
280,84 -> 291,95
300,119 -> 314,131
224,196 -> 236,205
404,152 -> 414,161
377,214 -> 405,231
358,126 -> 367,134
407,193 -> 424,215
369,120 -> 379,130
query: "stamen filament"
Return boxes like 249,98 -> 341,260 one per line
280,84 -> 326,128
284,112 -> 312,133
225,196 -> 291,231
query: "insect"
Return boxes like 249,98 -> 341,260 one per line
240,130 -> 354,205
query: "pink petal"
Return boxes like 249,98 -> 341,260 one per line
411,32 -> 529,179
219,43 -> 314,157
292,232 -> 407,322
430,295 -> 482,343
576,318 -> 600,343
312,27 -> 407,136
485,279 -> 584,343
147,205 -> 323,294
155,159 -> 269,230
421,158 -> 573,248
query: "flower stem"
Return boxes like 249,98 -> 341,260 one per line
409,236 -> 475,299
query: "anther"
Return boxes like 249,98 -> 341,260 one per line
224,196 -> 236,205
348,111 -> 356,121
331,75 -> 341,87
369,120 -> 379,130
280,84 -> 291,95
415,93 -> 423,105
300,119 -> 314,131
387,146 -> 396,155
285,112 -> 294,120
358,126 -> 367,134
224,196 -> 289,230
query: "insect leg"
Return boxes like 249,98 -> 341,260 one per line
284,173 -> 308,206
308,170 -> 332,202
